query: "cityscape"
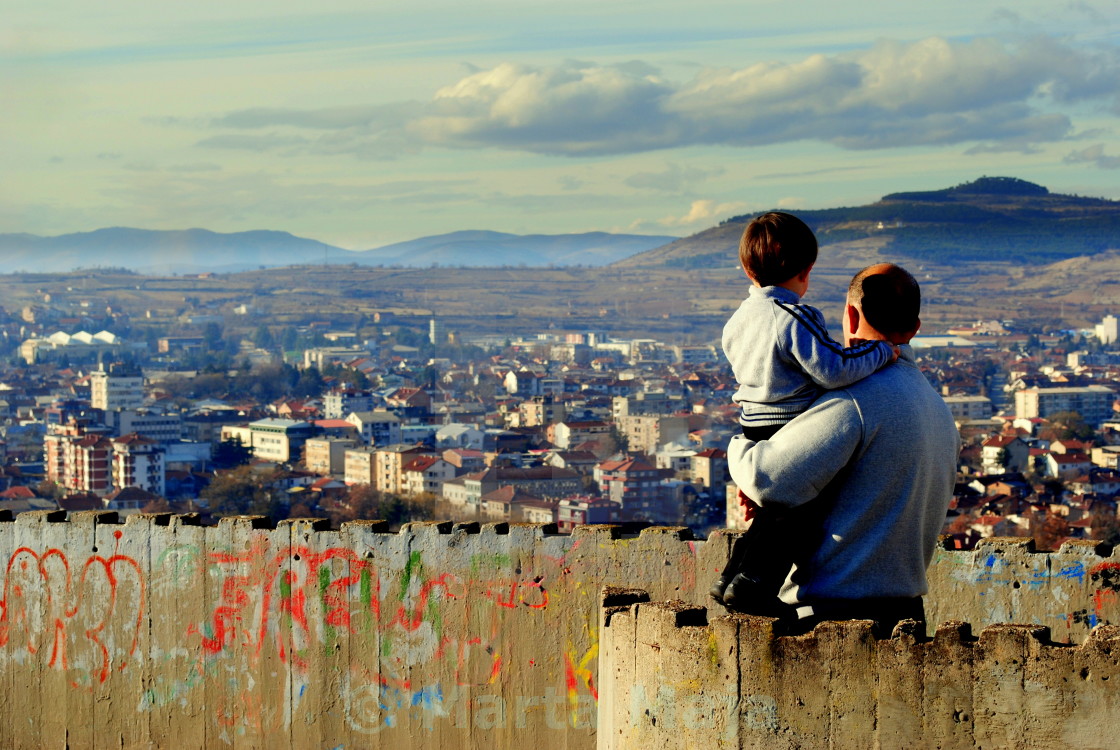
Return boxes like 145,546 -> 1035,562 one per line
0,273 -> 1117,555
5,0 -> 1120,743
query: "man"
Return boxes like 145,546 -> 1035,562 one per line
726,263 -> 959,636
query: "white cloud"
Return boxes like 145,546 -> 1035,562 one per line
1064,143 -> 1120,169
657,199 -> 750,227
624,163 -> 724,192
200,36 -> 1119,159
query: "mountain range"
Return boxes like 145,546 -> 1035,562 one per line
2,177 -> 1117,275
0,228 -> 676,275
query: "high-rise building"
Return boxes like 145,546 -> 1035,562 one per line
111,434 -> 166,496
429,318 -> 446,346
1096,314 -> 1118,345
91,364 -> 144,411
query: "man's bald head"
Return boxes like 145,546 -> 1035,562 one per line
847,263 -> 921,340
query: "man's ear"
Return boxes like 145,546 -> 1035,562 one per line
845,303 -> 861,335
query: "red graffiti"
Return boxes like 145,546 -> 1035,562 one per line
483,578 -> 549,609
0,547 -> 144,687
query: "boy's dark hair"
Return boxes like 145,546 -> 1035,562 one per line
738,212 -> 818,287
848,264 -> 921,335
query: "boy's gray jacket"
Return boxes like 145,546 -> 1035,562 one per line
723,285 -> 894,426
726,347 -> 960,603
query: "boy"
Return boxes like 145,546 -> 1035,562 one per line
712,212 -> 897,615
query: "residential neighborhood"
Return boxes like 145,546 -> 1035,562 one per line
1,299 -> 1119,552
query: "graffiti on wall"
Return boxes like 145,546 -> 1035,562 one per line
0,526 -> 701,741
0,529 -> 143,689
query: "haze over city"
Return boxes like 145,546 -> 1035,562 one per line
5,0 -> 1119,250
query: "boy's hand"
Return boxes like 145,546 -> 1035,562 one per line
738,489 -> 758,519
851,337 -> 899,362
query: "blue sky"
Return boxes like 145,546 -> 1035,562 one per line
4,0 -> 1119,250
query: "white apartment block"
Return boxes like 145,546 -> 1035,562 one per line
323,390 -> 375,420
303,346 -> 372,370
220,419 -> 313,463
108,409 -> 182,443
111,434 -> 166,496
91,368 -> 144,411
1096,314 -> 1118,345
305,437 -> 358,475
941,396 -> 993,421
1014,385 -> 1116,427
344,447 -> 377,485
345,410 -> 402,446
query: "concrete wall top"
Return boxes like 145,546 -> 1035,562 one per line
598,594 -> 1120,749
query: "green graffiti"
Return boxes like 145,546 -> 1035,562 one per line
156,544 -> 202,585
319,566 -> 337,655
399,551 -> 424,601
279,575 -> 294,630
360,567 -> 374,632
427,595 -> 443,636
470,553 -> 512,575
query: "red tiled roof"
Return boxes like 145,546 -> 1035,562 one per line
983,435 -> 1018,448
404,456 -> 441,473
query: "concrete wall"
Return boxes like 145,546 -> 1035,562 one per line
598,596 -> 1120,749
0,512 -> 720,748
0,512 -> 1117,748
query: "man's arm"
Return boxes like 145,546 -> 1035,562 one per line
727,393 -> 863,508
777,302 -> 894,389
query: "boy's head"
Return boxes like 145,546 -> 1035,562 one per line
738,212 -> 818,287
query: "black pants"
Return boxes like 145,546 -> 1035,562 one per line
720,423 -> 801,593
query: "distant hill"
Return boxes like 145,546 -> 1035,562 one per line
352,230 -> 676,267
616,177 -> 1120,269
0,228 -> 676,274
0,228 -> 342,274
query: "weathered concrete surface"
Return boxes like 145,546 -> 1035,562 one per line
927,536 -> 1119,643
0,516 -> 1118,749
599,597 -> 1120,750
0,513 -> 718,748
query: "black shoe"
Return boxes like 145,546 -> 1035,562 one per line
722,573 -> 787,617
709,576 -> 730,605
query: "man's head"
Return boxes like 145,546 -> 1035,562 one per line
845,263 -> 921,344
739,212 -> 818,288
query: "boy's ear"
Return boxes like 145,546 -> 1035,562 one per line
797,264 -> 813,283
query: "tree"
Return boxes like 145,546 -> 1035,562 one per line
203,322 -> 223,349
1091,510 -> 1120,548
280,326 -> 299,352
212,436 -> 254,470
1034,513 -> 1070,552
295,367 -> 325,398
201,466 -> 270,517
253,325 -> 275,350
1046,411 -> 1095,442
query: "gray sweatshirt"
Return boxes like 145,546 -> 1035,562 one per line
723,285 -> 894,427
726,347 -> 960,603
